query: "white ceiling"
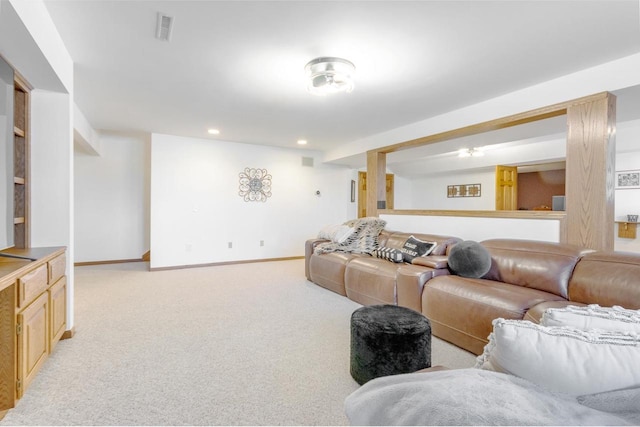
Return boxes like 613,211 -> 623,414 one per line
43,0 -> 640,155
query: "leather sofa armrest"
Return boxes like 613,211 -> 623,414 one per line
396,264 -> 450,313
411,255 -> 449,269
305,238 -> 329,280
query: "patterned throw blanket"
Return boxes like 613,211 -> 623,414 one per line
314,217 -> 386,255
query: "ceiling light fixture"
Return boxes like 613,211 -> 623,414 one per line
297,139 -> 308,145
305,57 -> 355,96
207,129 -> 220,135
459,147 -> 485,158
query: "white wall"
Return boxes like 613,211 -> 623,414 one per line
408,169 -> 496,210
392,174 -> 412,209
73,103 -> 100,155
30,90 -> 72,247
381,214 -> 561,243
74,132 -> 149,263
150,134 -> 354,269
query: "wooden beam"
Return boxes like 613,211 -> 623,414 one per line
380,209 -> 565,220
366,151 -> 386,217
565,93 -> 616,250
377,92 -> 609,154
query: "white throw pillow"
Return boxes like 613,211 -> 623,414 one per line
475,318 -> 640,396
317,224 -> 355,244
541,304 -> 640,333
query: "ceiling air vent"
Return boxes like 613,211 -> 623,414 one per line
155,13 -> 174,41
301,157 -> 314,167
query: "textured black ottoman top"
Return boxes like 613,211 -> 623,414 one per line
350,304 -> 432,384
351,304 -> 431,335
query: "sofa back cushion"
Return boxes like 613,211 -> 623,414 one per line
384,232 -> 461,256
568,252 -> 640,309
481,239 -> 592,299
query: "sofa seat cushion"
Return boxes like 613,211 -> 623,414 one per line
423,276 -> 565,355
309,252 -> 364,296
345,257 -> 401,306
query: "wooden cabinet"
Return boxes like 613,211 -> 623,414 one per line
0,247 -> 67,412
16,292 -> 49,398
49,276 -> 67,351
616,221 -> 638,239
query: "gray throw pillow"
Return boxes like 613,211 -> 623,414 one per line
448,240 -> 492,278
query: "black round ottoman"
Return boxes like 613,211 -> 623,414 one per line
350,304 -> 431,385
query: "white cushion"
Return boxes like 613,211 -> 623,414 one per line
541,304 -> 640,333
317,224 -> 355,244
475,318 -> 640,396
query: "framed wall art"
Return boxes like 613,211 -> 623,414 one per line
447,183 -> 481,198
615,170 -> 640,189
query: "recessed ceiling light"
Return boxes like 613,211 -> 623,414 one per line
297,139 -> 308,145
208,129 -> 220,135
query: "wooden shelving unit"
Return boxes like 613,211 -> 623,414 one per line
13,75 -> 30,249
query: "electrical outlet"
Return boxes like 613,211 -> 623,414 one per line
228,242 -> 233,249
260,240 -> 264,247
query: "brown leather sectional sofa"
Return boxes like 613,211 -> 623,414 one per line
305,234 -> 640,355
305,230 -> 461,306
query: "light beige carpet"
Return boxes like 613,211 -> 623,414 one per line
0,259 -> 476,426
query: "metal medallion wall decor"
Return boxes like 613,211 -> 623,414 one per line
238,167 -> 272,202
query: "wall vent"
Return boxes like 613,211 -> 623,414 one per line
156,13 -> 174,41
301,156 -> 314,167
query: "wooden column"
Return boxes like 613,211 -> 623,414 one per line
366,151 -> 386,217
565,93 -> 616,250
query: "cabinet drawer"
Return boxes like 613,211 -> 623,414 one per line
48,253 -> 66,284
17,264 -> 48,309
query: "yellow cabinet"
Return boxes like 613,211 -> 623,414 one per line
49,276 -> 66,350
17,264 -> 47,309
16,292 -> 49,398
0,247 -> 67,410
